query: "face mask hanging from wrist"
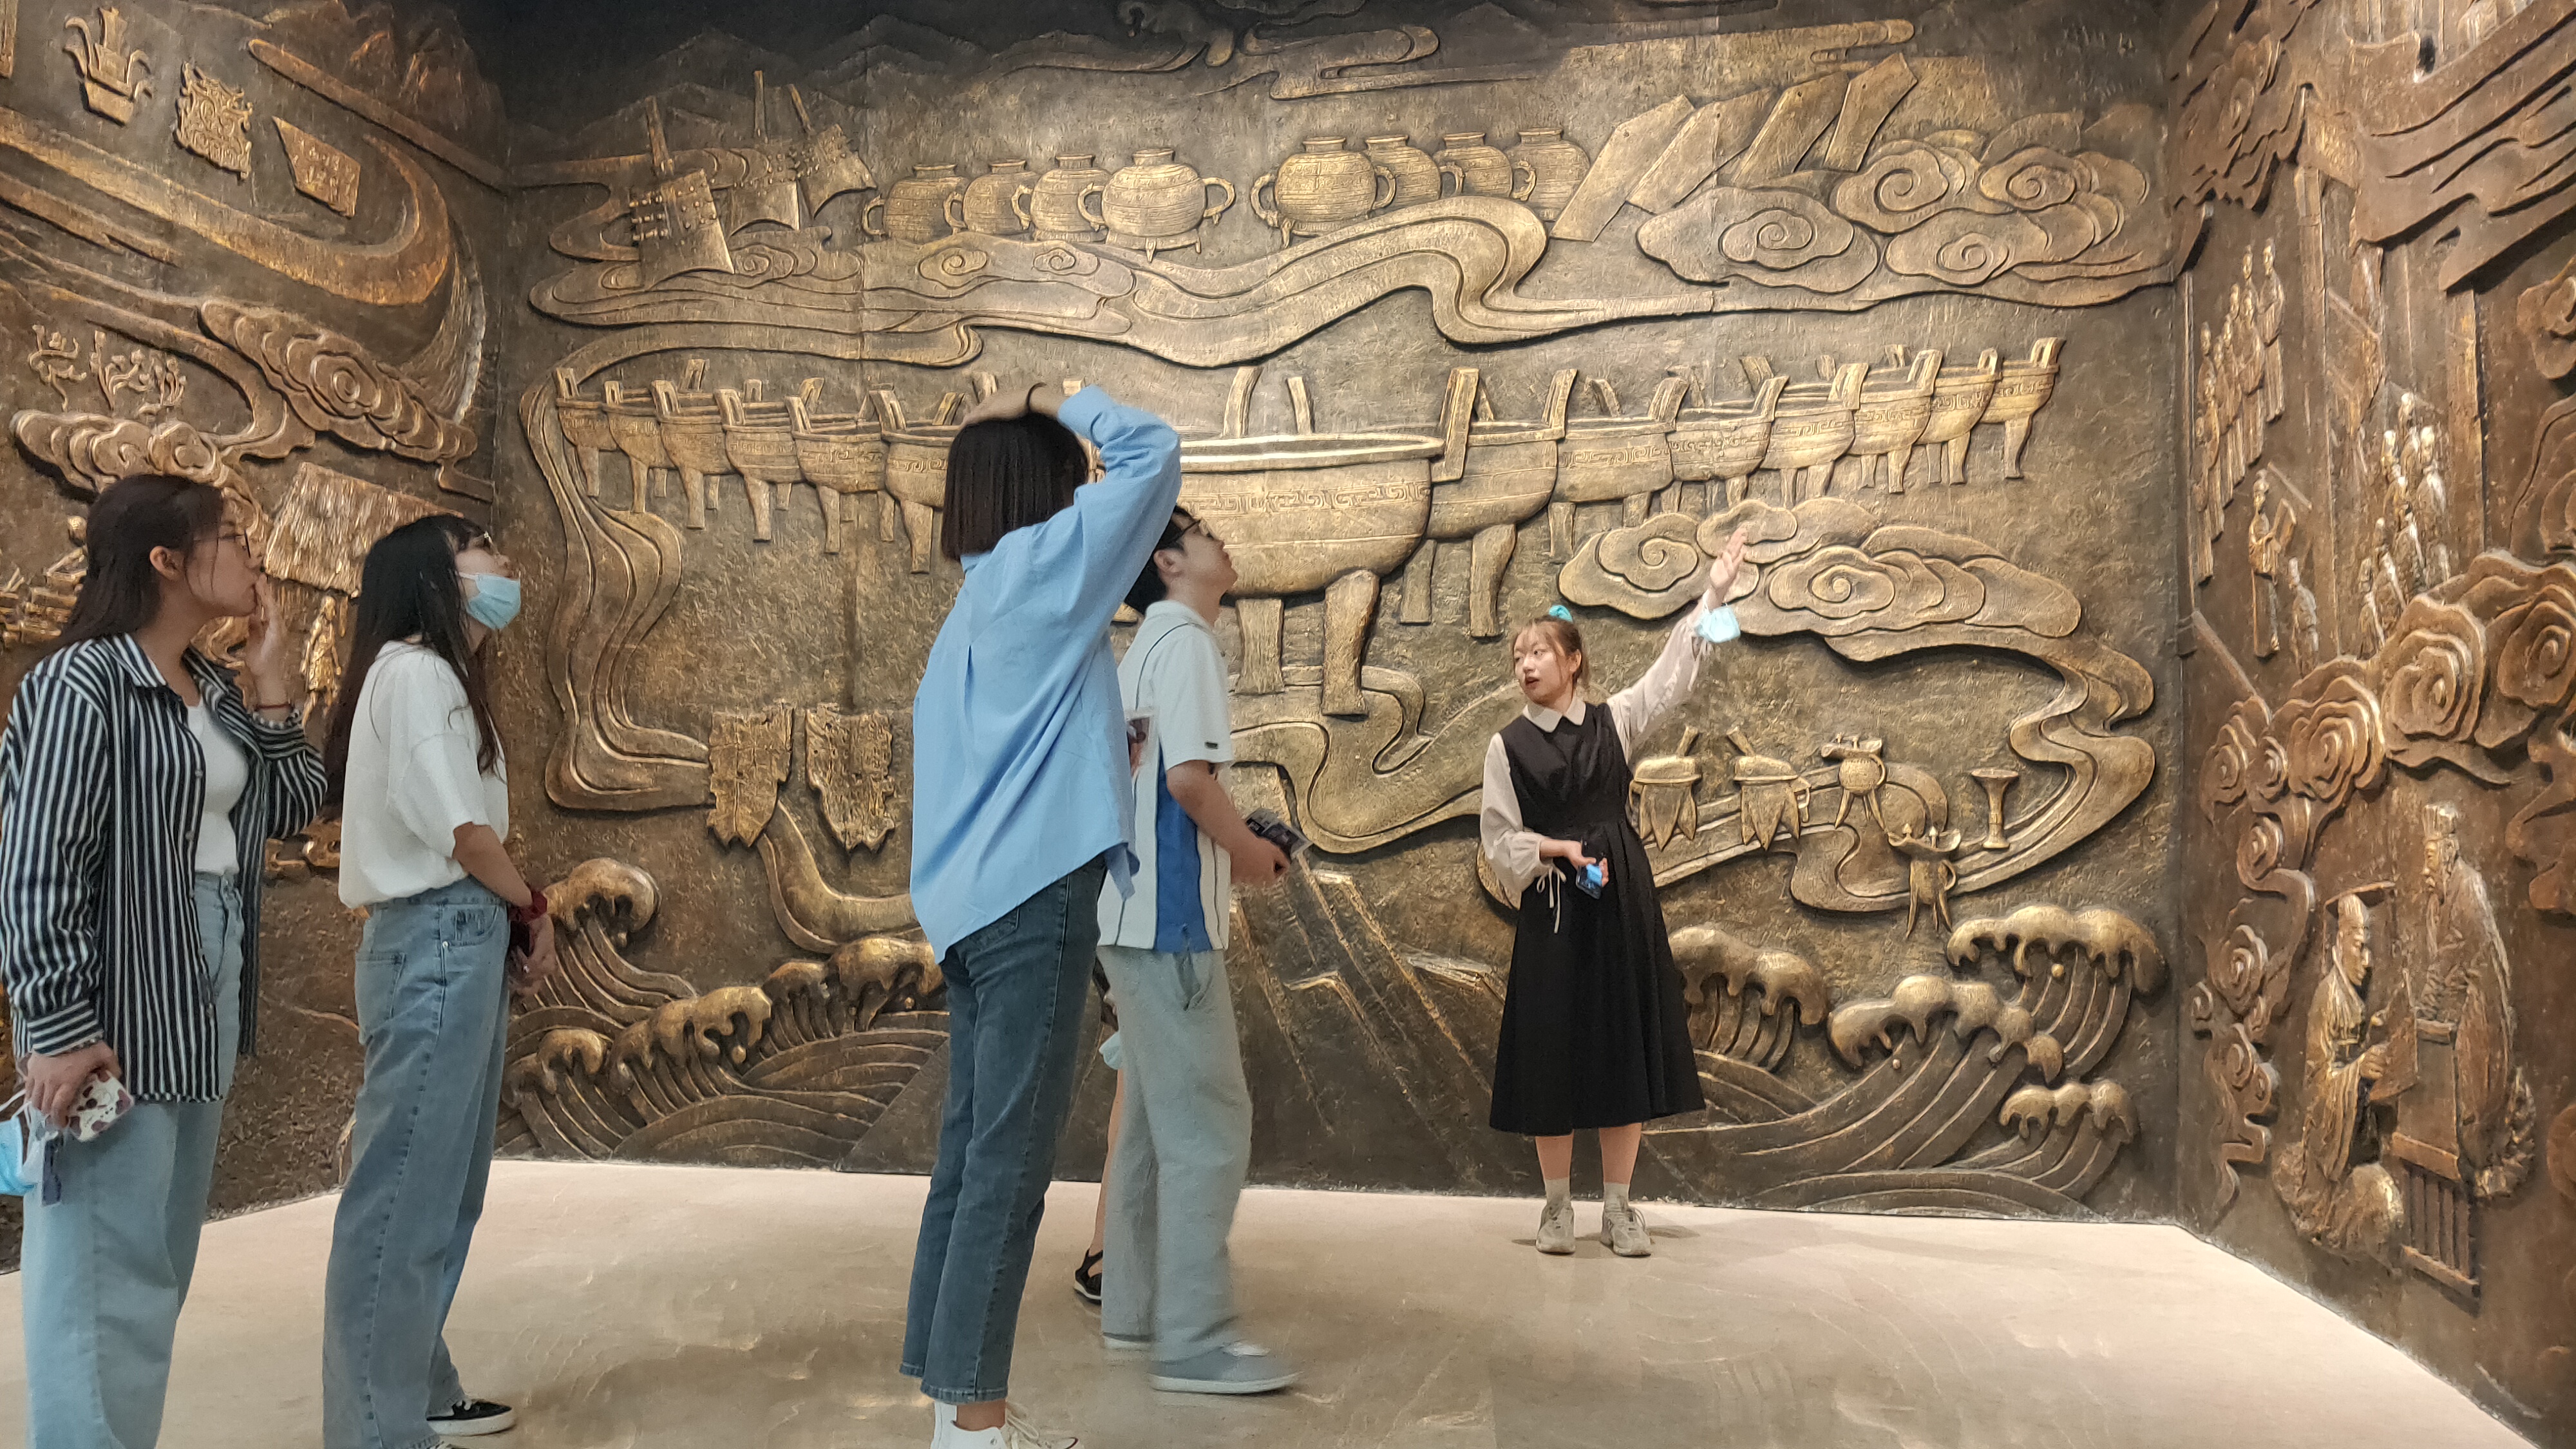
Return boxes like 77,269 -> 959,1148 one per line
460,573 -> 522,631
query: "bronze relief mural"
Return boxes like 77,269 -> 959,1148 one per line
2171,0 -> 2576,1435
0,0 -> 508,1266
0,1 -> 2557,1438
487,0 -> 2182,1227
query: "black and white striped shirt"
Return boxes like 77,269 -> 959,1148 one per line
0,634 -> 325,1101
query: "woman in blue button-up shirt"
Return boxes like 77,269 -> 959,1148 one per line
902,381 -> 1181,1449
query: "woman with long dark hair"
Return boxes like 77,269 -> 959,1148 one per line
905,381 -> 1181,1449
319,514 -> 556,1449
0,473 -> 324,1447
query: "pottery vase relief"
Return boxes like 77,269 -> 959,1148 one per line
1030,153 -> 1110,241
951,160 -> 1035,237
1086,149 -> 1234,259
1252,137 -> 1395,249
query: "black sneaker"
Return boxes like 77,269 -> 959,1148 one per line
428,1399 -> 516,1437
1074,1249 -> 1103,1304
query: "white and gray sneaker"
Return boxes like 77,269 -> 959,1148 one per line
428,1398 -> 515,1437
1150,1341 -> 1301,1395
932,1407 -> 1078,1448
1535,1198 -> 1578,1255
1602,1202 -> 1653,1257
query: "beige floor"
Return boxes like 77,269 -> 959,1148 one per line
0,1160 -> 2530,1448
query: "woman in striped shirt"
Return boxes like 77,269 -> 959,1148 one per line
0,473 -> 325,1448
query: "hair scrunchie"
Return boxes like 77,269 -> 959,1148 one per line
1546,604 -> 1573,622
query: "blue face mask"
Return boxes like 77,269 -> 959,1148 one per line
461,572 -> 520,631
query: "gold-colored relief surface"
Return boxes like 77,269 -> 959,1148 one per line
488,0 -> 2181,1246
0,0 -> 502,1269
2174,0 -> 2576,1433
0,6 -> 2553,1432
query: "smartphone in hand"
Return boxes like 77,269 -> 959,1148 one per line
1244,809 -> 1310,861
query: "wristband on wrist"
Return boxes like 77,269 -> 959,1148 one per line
509,886 -> 548,925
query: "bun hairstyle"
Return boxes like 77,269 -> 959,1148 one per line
1511,611 -> 1592,694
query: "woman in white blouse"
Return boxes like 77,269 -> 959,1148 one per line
317,515 -> 557,1447
1479,527 -> 1748,1258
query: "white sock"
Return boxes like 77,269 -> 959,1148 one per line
1543,1177 -> 1571,1211
1604,1182 -> 1631,1213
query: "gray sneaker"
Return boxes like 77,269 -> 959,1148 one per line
1101,1330 -> 1151,1354
1602,1202 -> 1653,1257
1535,1199 -> 1577,1255
1150,1341 -> 1300,1395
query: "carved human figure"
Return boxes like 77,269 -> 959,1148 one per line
2410,424 -> 2450,583
2232,273 -> 2262,464
2286,554 -> 2320,678
2246,475 -> 2294,659
2217,307 -> 2244,484
2394,497 -> 2434,594
2418,803 -> 2526,1197
2256,242 -> 2286,422
2360,564 -> 2390,654
2375,536 -> 2409,621
2274,891 -> 2402,1256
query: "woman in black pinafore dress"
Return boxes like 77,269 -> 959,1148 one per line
1480,529 -> 1746,1257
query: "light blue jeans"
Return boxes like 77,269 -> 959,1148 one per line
900,855 -> 1108,1406
321,878 -> 510,1449
1095,945 -> 1253,1365
19,873 -> 243,1449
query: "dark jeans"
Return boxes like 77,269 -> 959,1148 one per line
900,855 -> 1109,1405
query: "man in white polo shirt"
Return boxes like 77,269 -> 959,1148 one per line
1094,507 -> 1294,1395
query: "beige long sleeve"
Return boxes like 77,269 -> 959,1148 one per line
1479,733 -> 1549,907
1608,601 -> 1719,758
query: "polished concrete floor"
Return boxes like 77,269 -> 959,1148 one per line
0,1160 -> 2530,1448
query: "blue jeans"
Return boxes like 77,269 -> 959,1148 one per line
19,873 -> 243,1449
321,878 -> 510,1449
900,855 -> 1109,1405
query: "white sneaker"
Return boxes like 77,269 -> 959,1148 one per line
935,1408 -> 1077,1449
1535,1199 -> 1577,1255
1602,1201 -> 1653,1257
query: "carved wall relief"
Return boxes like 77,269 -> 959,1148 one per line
493,1 -> 2180,1240
171,61 -> 249,179
63,6 -> 147,123
2175,0 -> 2576,1429
0,0 -> 506,1264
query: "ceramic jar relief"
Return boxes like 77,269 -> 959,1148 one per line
862,164 -> 965,244
1030,153 -> 1109,240
1251,137 -> 1396,249
1363,134 -> 1441,206
1083,148 -> 1233,258
949,159 -> 1035,236
1508,128 -> 1589,221
1433,132 -> 1533,201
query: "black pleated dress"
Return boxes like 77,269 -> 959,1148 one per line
1488,701 -> 1705,1136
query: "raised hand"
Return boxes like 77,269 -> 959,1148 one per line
1703,524 -> 1754,609
243,574 -> 298,708
956,381 -> 1065,428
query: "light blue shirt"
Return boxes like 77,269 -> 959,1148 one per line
908,388 -> 1184,959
